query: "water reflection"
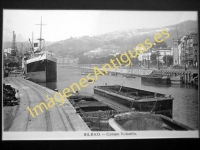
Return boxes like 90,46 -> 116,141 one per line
179,83 -> 198,89
141,80 -> 171,88
141,79 -> 198,89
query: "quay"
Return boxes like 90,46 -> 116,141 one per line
3,77 -> 90,131
77,65 -> 198,85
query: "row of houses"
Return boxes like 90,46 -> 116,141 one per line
138,33 -> 198,68
173,33 -> 198,67
138,47 -> 172,63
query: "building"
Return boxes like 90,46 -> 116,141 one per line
178,33 -> 198,68
137,46 -> 149,61
157,47 -> 172,63
172,37 -> 181,65
138,47 -> 172,66
4,48 -> 12,54
191,33 -> 198,67
138,51 -> 151,65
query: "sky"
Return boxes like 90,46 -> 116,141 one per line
3,10 -> 197,42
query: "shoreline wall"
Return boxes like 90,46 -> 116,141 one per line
112,68 -> 154,75
78,66 -> 154,76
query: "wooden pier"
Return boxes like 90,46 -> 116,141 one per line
3,77 -> 90,131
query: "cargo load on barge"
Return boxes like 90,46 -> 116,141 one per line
68,92 -> 116,131
109,112 -> 193,131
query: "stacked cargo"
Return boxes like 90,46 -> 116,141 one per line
3,83 -> 19,106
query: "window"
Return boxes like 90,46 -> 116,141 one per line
34,43 -> 38,47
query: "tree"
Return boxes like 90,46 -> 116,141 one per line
163,55 -> 173,66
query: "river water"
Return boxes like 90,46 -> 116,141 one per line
39,66 -> 199,130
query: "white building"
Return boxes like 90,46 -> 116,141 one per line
4,48 -> 12,54
138,47 -> 172,65
138,51 -> 151,62
157,47 -> 172,63
137,46 -> 150,61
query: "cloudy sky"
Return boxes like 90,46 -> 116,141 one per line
3,10 -> 197,42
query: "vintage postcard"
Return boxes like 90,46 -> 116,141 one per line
2,10 -> 199,140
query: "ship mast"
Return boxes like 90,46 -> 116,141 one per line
175,25 -> 180,64
176,25 -> 179,40
12,31 -> 17,55
36,17 -> 46,51
32,32 -> 34,50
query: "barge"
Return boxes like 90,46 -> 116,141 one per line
141,74 -> 171,85
68,93 -> 114,113
93,85 -> 174,118
109,112 -> 193,131
68,92 -> 116,131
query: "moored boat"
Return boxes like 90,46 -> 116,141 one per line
94,85 -> 174,118
125,74 -> 136,78
111,72 -> 117,76
88,79 -> 95,82
141,74 -> 171,84
81,72 -> 95,75
68,92 -> 116,131
23,18 -> 57,83
25,51 -> 57,82
68,92 -> 114,113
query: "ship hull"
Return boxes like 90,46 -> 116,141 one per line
26,59 -> 57,82
141,75 -> 171,84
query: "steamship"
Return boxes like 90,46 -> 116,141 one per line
23,19 -> 57,82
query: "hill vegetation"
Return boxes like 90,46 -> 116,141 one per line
45,20 -> 197,57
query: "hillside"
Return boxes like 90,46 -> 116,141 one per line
45,36 -> 105,57
45,20 -> 197,57
3,20 -> 197,57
